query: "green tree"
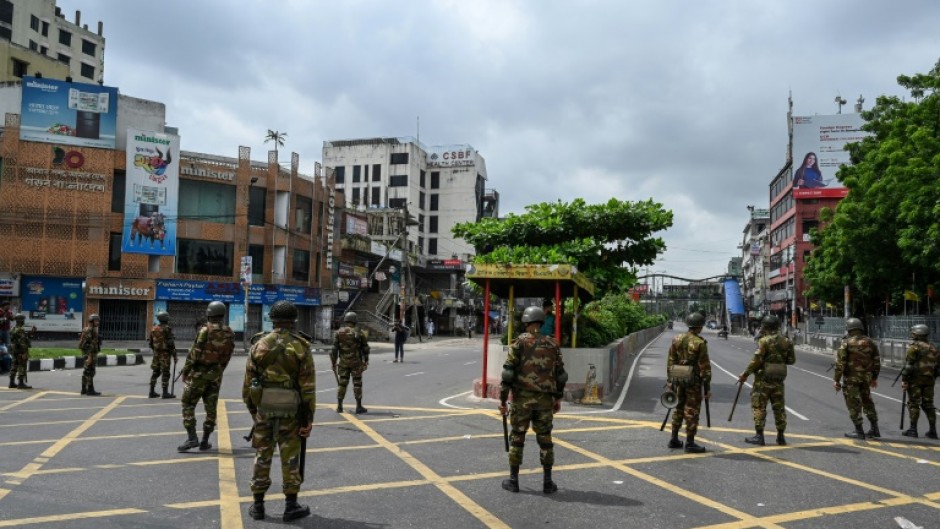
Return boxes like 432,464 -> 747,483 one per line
264,129 -> 288,155
804,59 -> 940,313
452,198 -> 673,296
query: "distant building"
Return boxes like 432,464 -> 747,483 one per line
740,207 -> 770,323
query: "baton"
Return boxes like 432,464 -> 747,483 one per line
900,389 -> 906,431
502,408 -> 510,452
659,408 -> 672,432
705,397 -> 711,428
243,424 -> 255,443
728,380 -> 744,421
170,356 -> 178,395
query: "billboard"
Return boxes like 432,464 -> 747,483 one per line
792,113 -> 868,199
427,144 -> 476,167
122,129 -> 180,255
19,276 -> 84,332
19,76 -> 118,149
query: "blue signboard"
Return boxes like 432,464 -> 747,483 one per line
155,280 -> 320,306
20,275 -> 84,332
20,76 -> 118,149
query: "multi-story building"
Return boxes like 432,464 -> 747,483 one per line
740,206 -> 770,329
1,1 -> 105,83
0,79 -> 342,343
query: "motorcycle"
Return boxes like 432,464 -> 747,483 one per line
717,328 -> 729,339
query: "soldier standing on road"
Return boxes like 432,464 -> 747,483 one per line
834,317 -> 881,439
8,314 -> 35,389
148,311 -> 178,399
330,312 -> 369,414
79,314 -> 102,396
243,301 -> 316,522
738,315 -> 796,446
178,301 -> 235,452
666,312 -> 712,453
498,306 -> 567,494
901,324 -> 938,439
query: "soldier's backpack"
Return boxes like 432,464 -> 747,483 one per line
762,335 -> 789,382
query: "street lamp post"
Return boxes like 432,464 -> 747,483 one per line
242,176 -> 258,353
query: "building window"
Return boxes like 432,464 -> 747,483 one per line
292,249 -> 310,281
389,175 -> 408,187
295,195 -> 312,233
418,236 -> 424,253
80,62 -> 94,79
429,216 -> 438,234
371,187 -> 380,207
389,198 -> 406,209
179,179 -> 236,223
430,171 -> 440,189
41,20 -> 49,37
111,170 -> 126,213
30,15 -> 39,31
249,244 -> 264,282
429,194 -> 439,211
39,45 -> 47,56
81,39 -> 96,56
0,26 -> 10,41
11,58 -> 26,77
419,191 -> 425,210
0,1 -> 12,25
390,152 -> 409,165
57,53 -> 70,65
428,238 -> 438,255
59,29 -> 71,46
351,188 -> 361,205
108,233 -> 122,271
418,214 -> 425,232
372,164 -> 381,182
248,185 -> 266,226
177,239 -> 233,276
28,40 -> 37,51
333,166 -> 345,183
352,165 -> 361,183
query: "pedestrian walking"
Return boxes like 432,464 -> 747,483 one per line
738,315 -> 795,445
666,312 -> 712,453
178,301 -> 235,452
834,317 -> 881,439
330,312 -> 369,414
243,301 -> 316,521
498,306 -> 567,494
392,319 -> 407,363
79,314 -> 102,396
148,311 -> 177,399
8,314 -> 35,389
0,300 -> 12,348
901,324 -> 938,439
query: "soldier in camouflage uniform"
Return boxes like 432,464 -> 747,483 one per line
243,301 -> 316,522
330,312 -> 370,414
178,301 -> 235,452
148,311 -> 178,399
8,314 -> 35,389
666,312 -> 712,453
79,314 -> 102,396
498,306 -> 567,494
738,315 -> 796,446
834,317 -> 881,439
900,324 -> 938,439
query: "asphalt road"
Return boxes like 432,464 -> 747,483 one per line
1,330 -> 938,529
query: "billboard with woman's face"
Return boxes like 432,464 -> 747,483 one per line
791,113 -> 868,198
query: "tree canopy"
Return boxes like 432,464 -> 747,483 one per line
452,198 -> 673,296
804,59 -> 940,313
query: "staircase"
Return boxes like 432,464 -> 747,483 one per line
347,291 -> 395,341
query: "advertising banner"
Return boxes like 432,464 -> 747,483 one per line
19,275 -> 83,332
155,280 -> 320,306
19,76 -> 119,149
792,113 -> 868,198
345,214 -> 369,236
122,129 -> 180,255
0,273 -> 19,297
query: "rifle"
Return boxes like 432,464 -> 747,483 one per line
900,390 -> 907,431
501,405 -> 510,452
728,380 -> 744,421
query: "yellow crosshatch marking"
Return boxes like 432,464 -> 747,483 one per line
0,390 -> 938,528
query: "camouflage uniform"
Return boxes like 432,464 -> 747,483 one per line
180,321 -> 234,439
330,323 -> 370,412
834,332 -> 880,436
79,323 -> 102,395
243,328 -> 316,497
8,320 -> 31,388
149,322 -> 176,397
902,339 -> 938,437
741,331 -> 795,440
668,331 -> 712,441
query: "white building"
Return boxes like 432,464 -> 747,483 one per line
322,136 -> 496,261
740,206 -> 770,323
1,0 -> 106,83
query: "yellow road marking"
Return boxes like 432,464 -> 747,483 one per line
0,412 -> 180,428
840,438 -> 940,466
342,412 -> 513,529
0,508 -> 148,527
216,400 -> 243,529
0,391 -> 49,411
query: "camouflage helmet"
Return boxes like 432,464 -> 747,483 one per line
13,313 -> 26,321
343,312 -> 358,323
911,324 -> 929,337
761,315 -> 781,330
269,300 -> 298,323
845,317 -> 864,332
156,311 -> 170,323
88,313 -> 100,323
206,301 -> 226,319
686,312 -> 706,328
521,306 -> 546,324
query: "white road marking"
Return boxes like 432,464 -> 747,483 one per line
439,390 -> 473,409
404,372 -> 425,377
712,361 -> 809,421
463,361 -> 477,366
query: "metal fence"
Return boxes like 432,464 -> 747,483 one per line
806,315 -> 940,341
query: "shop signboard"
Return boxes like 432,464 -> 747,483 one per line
19,275 -> 83,331
155,280 -> 320,306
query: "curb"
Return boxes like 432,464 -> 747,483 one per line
24,353 -> 145,372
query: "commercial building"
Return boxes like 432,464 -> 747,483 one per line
740,206 -> 770,330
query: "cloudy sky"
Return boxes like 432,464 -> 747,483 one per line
58,0 -> 940,280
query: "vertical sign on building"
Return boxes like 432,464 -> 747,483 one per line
122,129 -> 180,255
326,187 -> 335,276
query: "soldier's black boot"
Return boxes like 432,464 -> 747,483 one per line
866,422 -> 881,438
148,383 -> 159,398
16,377 -> 32,390
902,426 -> 919,438
85,382 -> 101,397
177,427 -> 199,452
501,465 -> 520,492
776,430 -> 787,446
355,398 -> 368,414
667,425 -> 684,449
684,435 -> 706,453
282,494 -> 310,522
845,423 -> 866,439
80,377 -> 87,395
8,372 -> 15,389
199,430 -> 212,451
542,466 -> 557,494
161,385 -> 175,399
336,399 -> 343,413
745,429 -> 765,446
248,493 -> 265,520
926,421 -> 938,439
